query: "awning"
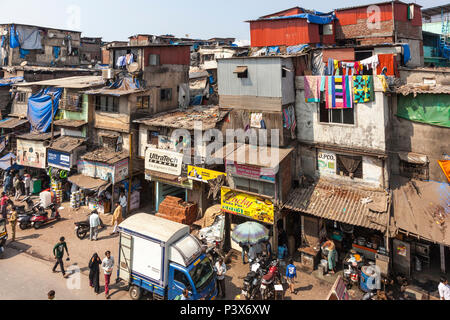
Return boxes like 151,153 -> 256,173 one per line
0,153 -> 22,171
0,118 -> 28,129
284,179 -> 391,232
233,66 -> 248,74
68,174 -> 109,191
392,176 -> 450,246
398,152 -> 429,165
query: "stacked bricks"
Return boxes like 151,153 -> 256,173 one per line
156,196 -> 198,226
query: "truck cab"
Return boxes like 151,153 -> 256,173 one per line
117,213 -> 217,300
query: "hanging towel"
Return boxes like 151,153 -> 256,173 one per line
376,54 -> 397,76
326,76 -> 353,109
377,75 -> 388,92
320,76 -> 326,92
360,55 -> 379,70
327,58 -> 334,76
353,76 -> 373,103
304,76 -> 321,102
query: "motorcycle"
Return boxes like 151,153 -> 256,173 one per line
74,212 -> 106,240
260,260 -> 281,300
17,197 -> 42,230
30,203 -> 61,229
242,271 -> 261,300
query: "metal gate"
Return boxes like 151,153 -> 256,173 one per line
119,233 -> 133,282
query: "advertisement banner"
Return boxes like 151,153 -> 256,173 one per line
187,166 -> 226,183
221,187 -> 274,224
318,151 -> 336,176
47,149 -> 71,170
227,161 -> 276,183
16,140 -> 46,169
145,147 -> 183,176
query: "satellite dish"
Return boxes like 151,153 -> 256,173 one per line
128,62 -> 139,73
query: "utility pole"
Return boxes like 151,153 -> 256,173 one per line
127,132 -> 133,217
50,94 -> 55,145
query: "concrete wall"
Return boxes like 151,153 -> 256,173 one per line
295,76 -> 388,153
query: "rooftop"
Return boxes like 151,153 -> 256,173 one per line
16,132 -> 58,141
81,148 -> 128,164
134,106 -> 228,131
1,23 -> 81,34
14,76 -> 104,89
48,136 -> 86,153
224,144 -> 293,168
0,117 -> 28,129
53,119 -> 87,128
395,84 -> 450,96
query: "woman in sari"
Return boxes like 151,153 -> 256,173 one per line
89,253 -> 102,294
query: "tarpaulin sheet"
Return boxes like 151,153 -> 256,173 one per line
9,25 -> 20,49
16,25 -> 42,50
397,94 -> 450,128
265,12 -> 336,24
438,160 -> 450,183
287,44 -> 309,54
0,153 -> 22,171
0,76 -> 24,87
27,87 -> 62,133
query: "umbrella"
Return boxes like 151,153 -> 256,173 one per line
231,221 -> 269,246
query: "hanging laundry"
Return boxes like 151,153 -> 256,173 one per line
250,113 -> 263,128
326,76 -> 353,109
377,75 -> 388,92
283,105 -> 297,138
401,44 -> 411,65
353,76 -> 373,103
53,46 -> 61,59
116,55 -> 126,68
126,52 -> 134,65
304,76 -> 321,103
360,55 -> 379,70
376,54 -> 398,76
327,58 -> 334,76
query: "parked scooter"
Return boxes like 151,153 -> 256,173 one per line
30,202 -> 61,229
17,197 -> 42,230
74,211 -> 105,240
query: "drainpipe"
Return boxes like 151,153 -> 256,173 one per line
392,1 -> 397,43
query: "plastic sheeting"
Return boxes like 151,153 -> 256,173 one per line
286,44 -> 309,54
265,12 -> 337,24
16,26 -> 42,50
401,44 -> 411,64
9,25 -> 20,49
0,76 -> 24,87
0,153 -> 22,171
397,94 -> 450,128
27,87 -> 62,133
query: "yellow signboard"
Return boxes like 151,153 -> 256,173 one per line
187,166 -> 226,183
221,187 -> 274,224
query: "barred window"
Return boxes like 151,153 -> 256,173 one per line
95,95 -> 119,113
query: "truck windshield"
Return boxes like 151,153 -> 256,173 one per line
189,257 -> 214,292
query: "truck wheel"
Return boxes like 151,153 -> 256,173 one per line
129,285 -> 142,300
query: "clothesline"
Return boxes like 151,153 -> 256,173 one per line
326,54 -> 380,76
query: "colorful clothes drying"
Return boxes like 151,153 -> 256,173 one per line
326,76 -> 353,109
360,55 -> 379,70
353,76 -> 373,103
304,76 -> 321,103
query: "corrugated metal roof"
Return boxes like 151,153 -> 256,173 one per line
48,136 -> 86,153
395,84 -> 450,96
284,179 -> 390,232
225,144 -> 293,168
81,148 -> 128,164
15,76 -> 104,89
17,132 -> 58,141
0,118 -> 28,129
335,1 -> 421,12
53,119 -> 87,128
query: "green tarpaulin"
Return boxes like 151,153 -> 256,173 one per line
397,94 -> 450,128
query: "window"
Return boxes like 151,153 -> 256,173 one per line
233,177 -> 275,198
336,154 -> 363,179
234,66 -> 248,79
203,54 -> 215,62
319,101 -> 355,124
160,88 -> 172,102
95,95 -> 119,113
17,92 -> 27,103
137,96 -> 150,109
399,160 -> 429,180
147,130 -> 159,145
148,54 -> 160,66
174,269 -> 191,288
282,67 -> 287,78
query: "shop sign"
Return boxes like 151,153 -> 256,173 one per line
47,149 -> 71,170
187,166 -> 226,183
16,139 -> 47,169
227,162 -> 276,183
221,187 -> 274,224
318,151 -> 336,176
145,147 -> 183,176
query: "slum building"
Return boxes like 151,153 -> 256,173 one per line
421,4 -> 450,67
80,37 -> 103,65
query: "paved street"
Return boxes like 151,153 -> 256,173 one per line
0,246 -> 130,300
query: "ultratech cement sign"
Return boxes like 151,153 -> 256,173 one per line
145,147 -> 183,176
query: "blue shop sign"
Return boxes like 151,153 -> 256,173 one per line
47,149 -> 71,170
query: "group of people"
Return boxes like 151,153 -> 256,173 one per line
2,171 -> 31,200
51,236 -> 116,299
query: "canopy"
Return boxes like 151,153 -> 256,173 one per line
231,221 -> 269,246
27,87 -> 62,133
68,174 -> 109,191
0,153 -> 22,171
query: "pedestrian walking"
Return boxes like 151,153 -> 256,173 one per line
102,250 -> 114,299
89,210 -> 101,241
240,242 -> 249,264
286,259 -> 297,295
1,192 -> 9,220
88,253 -> 102,294
119,191 -> 127,218
47,290 -> 55,300
438,277 -> 450,300
111,202 -> 123,235
52,237 -> 70,278
264,240 -> 272,260
23,172 -> 31,196
13,174 -> 21,200
323,238 -> 337,274
8,205 -> 17,242
214,258 -> 227,299
3,172 -> 12,195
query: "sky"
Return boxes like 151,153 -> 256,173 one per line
1,0 -> 448,42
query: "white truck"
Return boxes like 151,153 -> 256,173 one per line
117,213 -> 217,300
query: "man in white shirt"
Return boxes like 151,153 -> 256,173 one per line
119,192 -> 127,218
102,251 -> 114,299
89,210 -> 101,241
438,277 -> 450,300
214,258 -> 227,299
23,172 -> 31,196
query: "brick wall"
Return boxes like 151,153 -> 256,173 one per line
156,196 -> 198,225
335,19 -> 394,41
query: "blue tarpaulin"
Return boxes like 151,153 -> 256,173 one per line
0,153 -> 22,171
10,25 -> 20,49
0,76 -> 24,87
401,44 -> 411,64
27,87 -> 62,133
268,46 -> 280,54
287,44 -> 309,54
265,12 -> 337,24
